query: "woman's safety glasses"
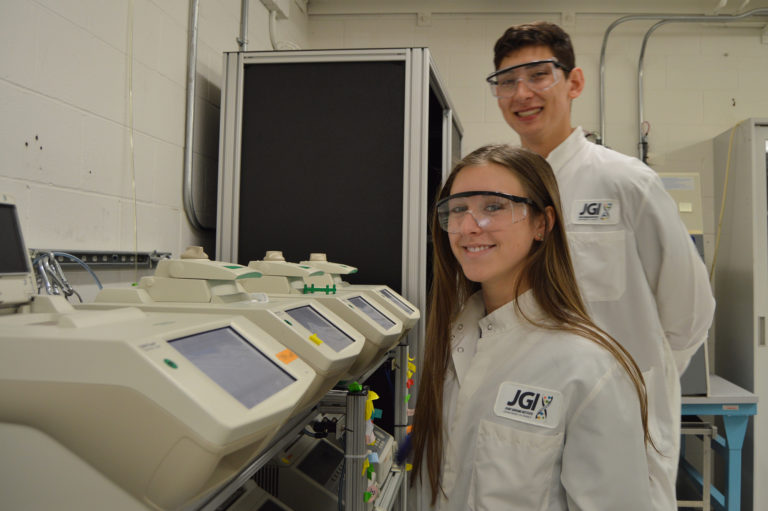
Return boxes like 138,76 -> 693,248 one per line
486,59 -> 570,98
436,191 -> 535,234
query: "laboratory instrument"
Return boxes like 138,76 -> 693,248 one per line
218,479 -> 294,511
0,196 -> 317,510
274,422 -> 394,511
299,253 -> 420,333
216,48 -> 463,355
78,249 -> 365,409
243,251 -> 404,378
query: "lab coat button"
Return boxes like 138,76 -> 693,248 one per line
457,323 -> 464,331
457,347 -> 464,353
487,324 -> 493,331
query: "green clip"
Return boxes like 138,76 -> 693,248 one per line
348,382 -> 363,392
364,491 -> 372,503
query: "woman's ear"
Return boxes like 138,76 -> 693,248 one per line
538,205 -> 556,237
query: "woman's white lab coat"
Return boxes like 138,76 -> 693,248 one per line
432,291 -> 652,511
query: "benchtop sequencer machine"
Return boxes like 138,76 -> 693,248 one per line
0,195 -> 317,511
78,246 -> 365,406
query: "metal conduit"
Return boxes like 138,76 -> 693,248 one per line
238,0 -> 249,51
184,0 -> 250,230
636,9 -> 768,160
183,0 -> 210,231
599,8 -> 768,147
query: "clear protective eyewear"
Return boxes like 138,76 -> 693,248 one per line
436,191 -> 535,234
486,59 -> 571,98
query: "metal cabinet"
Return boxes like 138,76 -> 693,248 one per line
216,48 -> 462,350
215,48 -> 462,511
713,118 -> 768,511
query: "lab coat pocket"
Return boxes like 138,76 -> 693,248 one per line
568,230 -> 626,302
470,419 -> 563,511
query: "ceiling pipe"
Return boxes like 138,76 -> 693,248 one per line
183,0 -> 213,231
636,9 -> 768,161
600,8 -> 768,147
238,0 -> 250,51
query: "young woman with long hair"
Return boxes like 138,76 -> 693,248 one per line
410,144 -> 653,510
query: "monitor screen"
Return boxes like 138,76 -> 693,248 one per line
347,296 -> 395,330
0,203 -> 30,275
298,439 -> 344,488
285,305 -> 356,352
169,327 -> 296,409
379,288 -> 414,314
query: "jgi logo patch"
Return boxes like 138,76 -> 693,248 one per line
505,389 -> 553,420
578,201 -> 612,220
571,199 -> 620,225
494,382 -> 561,428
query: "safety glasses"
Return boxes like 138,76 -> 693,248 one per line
436,191 -> 535,234
486,59 -> 570,98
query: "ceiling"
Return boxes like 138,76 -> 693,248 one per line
306,0 -> 768,16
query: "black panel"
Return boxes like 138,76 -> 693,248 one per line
257,501 -> 285,511
426,87 -> 445,296
0,203 -> 30,275
238,61 -> 406,293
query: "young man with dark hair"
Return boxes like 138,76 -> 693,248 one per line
489,21 -> 715,511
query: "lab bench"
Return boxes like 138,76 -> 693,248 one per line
680,375 -> 758,511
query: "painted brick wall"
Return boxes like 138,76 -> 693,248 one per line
0,0 -> 308,300
306,9 -> 768,273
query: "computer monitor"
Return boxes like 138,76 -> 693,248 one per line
0,195 -> 35,307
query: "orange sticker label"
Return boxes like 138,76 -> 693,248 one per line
276,349 -> 298,364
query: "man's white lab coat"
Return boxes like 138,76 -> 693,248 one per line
546,127 -> 716,511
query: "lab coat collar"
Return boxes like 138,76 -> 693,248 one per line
477,289 -> 543,337
450,293 -> 484,384
451,290 -> 544,385
546,126 -> 586,175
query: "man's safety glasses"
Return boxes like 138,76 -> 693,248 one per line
486,59 -> 570,98
436,191 -> 535,234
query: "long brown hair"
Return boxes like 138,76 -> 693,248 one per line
410,144 -> 651,504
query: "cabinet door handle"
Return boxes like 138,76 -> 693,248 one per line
760,316 -> 766,347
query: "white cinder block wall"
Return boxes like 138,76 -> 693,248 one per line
0,0 -> 308,301
306,1 -> 768,279
2,0 -> 767,303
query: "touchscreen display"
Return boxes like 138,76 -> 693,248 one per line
379,288 -> 414,313
285,305 -> 356,352
169,327 -> 295,409
347,296 -> 395,330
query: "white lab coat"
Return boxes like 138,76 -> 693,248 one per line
546,127 -> 716,511
431,291 -> 652,511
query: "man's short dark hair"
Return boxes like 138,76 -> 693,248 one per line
493,21 -> 575,72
